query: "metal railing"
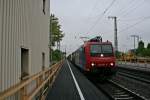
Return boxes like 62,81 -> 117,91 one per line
0,60 -> 63,100
117,58 -> 150,64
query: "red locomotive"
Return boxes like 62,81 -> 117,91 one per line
68,36 -> 117,76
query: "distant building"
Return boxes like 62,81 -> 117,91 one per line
128,49 -> 137,54
0,0 -> 50,94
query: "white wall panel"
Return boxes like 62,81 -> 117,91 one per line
0,0 -> 3,91
0,0 -> 50,92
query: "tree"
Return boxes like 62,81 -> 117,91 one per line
147,43 -> 150,49
136,41 -> 145,56
142,49 -> 150,57
138,41 -> 144,49
50,14 -> 64,47
52,49 -> 63,61
50,14 -> 64,61
116,51 -> 122,58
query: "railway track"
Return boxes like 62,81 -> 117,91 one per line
97,80 -> 147,100
117,67 -> 150,81
117,71 -> 150,84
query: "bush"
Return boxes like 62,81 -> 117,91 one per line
52,49 -> 63,61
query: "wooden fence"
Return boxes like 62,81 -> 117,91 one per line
0,60 -> 63,100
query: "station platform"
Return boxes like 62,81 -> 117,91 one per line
117,62 -> 150,72
46,60 -> 109,100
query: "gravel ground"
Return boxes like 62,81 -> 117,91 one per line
117,63 -> 150,73
111,74 -> 150,99
117,67 -> 150,81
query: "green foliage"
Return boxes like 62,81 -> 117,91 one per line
147,43 -> 150,49
138,41 -> 144,49
115,51 -> 122,58
50,14 -> 64,46
142,49 -> 150,57
147,49 -> 150,56
136,41 -> 144,56
136,41 -> 150,57
145,43 -> 150,57
52,49 -> 63,61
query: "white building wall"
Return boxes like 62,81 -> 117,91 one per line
0,0 -> 2,92
0,0 -> 50,92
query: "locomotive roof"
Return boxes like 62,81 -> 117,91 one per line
84,41 -> 112,46
71,41 -> 112,54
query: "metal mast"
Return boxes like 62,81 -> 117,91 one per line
108,16 -> 118,52
130,35 -> 140,50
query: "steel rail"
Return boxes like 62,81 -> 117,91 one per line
118,72 -> 150,84
106,80 -> 147,100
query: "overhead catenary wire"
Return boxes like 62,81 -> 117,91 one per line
86,0 -> 100,20
117,0 -> 146,21
117,0 -> 149,34
98,16 -> 150,39
119,16 -> 150,22
119,16 -> 150,33
117,0 -> 136,17
120,0 -> 145,17
86,0 -> 116,34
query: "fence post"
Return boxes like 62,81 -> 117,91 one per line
20,87 -> 28,100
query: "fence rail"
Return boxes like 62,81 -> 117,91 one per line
117,58 -> 150,64
0,60 -> 63,100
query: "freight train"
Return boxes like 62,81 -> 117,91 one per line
68,36 -> 117,76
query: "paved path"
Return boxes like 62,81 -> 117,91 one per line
46,60 -> 109,100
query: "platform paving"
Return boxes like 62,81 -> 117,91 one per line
117,61 -> 150,72
46,60 -> 109,100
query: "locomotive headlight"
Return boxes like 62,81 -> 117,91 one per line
110,63 -> 114,66
101,54 -> 104,57
91,63 -> 95,66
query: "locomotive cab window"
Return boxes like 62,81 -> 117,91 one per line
90,44 -> 113,56
102,45 -> 113,53
90,45 -> 102,54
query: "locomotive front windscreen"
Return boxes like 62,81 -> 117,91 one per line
90,44 -> 113,56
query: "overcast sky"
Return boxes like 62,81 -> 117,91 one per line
50,0 -> 150,54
